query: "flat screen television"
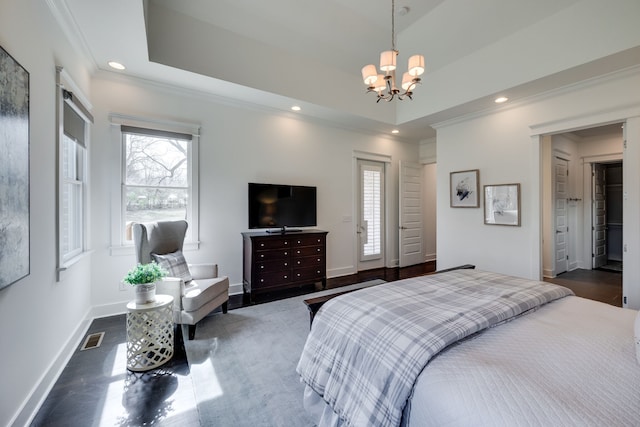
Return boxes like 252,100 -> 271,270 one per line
248,183 -> 317,231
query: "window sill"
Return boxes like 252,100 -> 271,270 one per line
57,249 -> 94,281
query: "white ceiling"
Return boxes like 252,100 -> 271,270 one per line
52,0 -> 640,141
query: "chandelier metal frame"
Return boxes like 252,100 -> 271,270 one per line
361,0 -> 425,102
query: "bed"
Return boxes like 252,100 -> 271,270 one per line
296,268 -> 640,426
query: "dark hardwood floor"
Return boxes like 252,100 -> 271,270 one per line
229,260 -> 438,308
31,262 -> 622,426
544,267 -> 622,307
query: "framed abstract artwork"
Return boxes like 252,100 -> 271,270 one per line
0,45 -> 30,290
450,169 -> 479,208
484,183 -> 521,226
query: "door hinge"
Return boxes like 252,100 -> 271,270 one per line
566,255 -> 569,260
592,253 -> 595,258
624,296 -> 627,304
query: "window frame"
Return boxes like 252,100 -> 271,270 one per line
109,114 -> 200,255
56,67 -> 93,280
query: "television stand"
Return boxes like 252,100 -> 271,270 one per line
241,229 -> 328,303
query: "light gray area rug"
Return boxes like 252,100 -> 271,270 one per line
183,280 -> 386,427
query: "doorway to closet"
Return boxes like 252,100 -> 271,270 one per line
543,122 -> 624,279
592,161 -> 623,272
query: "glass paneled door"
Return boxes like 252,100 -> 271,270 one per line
357,159 -> 385,271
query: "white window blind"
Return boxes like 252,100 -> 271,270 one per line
362,167 -> 382,257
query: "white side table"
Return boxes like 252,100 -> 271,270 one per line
126,294 -> 174,372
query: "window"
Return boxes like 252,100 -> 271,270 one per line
361,164 -> 382,258
61,113 -> 84,259
57,68 -> 93,276
110,115 -> 200,251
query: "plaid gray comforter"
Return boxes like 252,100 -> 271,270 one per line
296,269 -> 574,427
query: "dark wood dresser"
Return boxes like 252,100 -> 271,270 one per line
242,230 -> 328,302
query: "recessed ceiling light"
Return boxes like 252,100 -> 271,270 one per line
291,105 -> 301,111
391,129 -> 400,134
108,61 -> 125,70
495,96 -> 508,103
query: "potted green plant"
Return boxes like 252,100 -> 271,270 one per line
123,262 -> 167,304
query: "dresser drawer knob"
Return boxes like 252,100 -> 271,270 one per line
260,243 -> 265,247
297,240 -> 301,244
284,252 -> 288,255
297,273 -> 301,277
284,262 -> 288,266
297,260 -> 301,265
317,258 -> 320,262
284,275 -> 288,279
260,254 -> 264,258
284,241 -> 288,245
260,265 -> 264,269
260,279 -> 264,283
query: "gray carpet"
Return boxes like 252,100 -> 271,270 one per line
183,280 -> 386,427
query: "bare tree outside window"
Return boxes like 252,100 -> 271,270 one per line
123,130 -> 190,240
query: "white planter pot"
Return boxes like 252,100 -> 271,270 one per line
134,282 -> 157,304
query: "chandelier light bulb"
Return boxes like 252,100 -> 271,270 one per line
362,65 -> 378,85
374,75 -> 387,92
408,55 -> 425,77
379,50 -> 397,72
401,72 -> 413,91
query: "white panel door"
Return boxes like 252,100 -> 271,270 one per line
357,159 -> 385,271
592,163 -> 607,269
554,157 -> 568,275
399,161 -> 423,267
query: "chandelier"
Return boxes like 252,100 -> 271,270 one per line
361,0 -> 425,102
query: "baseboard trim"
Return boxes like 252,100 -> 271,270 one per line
229,282 -> 244,296
13,309 -> 93,427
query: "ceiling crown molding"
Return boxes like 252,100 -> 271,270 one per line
45,0 -> 98,71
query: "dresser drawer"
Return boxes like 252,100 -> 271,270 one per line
254,271 -> 293,288
291,235 -> 325,247
256,259 -> 291,273
292,266 -> 325,281
293,246 -> 324,257
293,255 -> 324,268
254,237 -> 291,250
255,248 -> 290,261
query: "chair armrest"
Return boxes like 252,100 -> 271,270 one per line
156,277 -> 183,313
189,263 -> 218,280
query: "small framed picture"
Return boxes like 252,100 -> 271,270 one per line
450,169 -> 479,208
484,183 -> 521,226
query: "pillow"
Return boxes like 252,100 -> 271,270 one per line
151,250 -> 192,283
635,311 -> 640,365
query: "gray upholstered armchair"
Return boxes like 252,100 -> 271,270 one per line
132,220 -> 229,340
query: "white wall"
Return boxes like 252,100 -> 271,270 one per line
435,67 -> 640,309
0,1 -> 94,426
422,163 -> 437,262
420,139 -> 437,263
88,72 -> 421,314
